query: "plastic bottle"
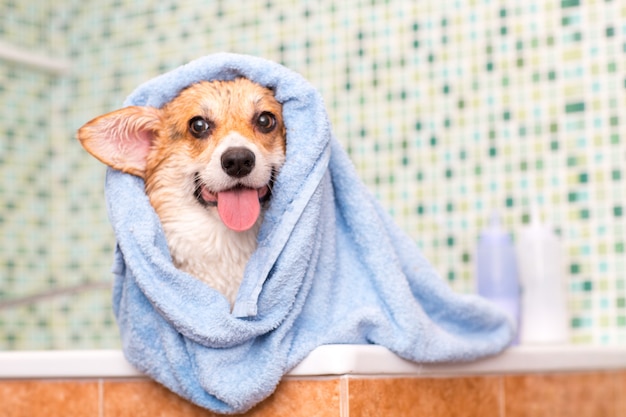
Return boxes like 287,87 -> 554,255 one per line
516,207 -> 569,344
476,212 -> 520,343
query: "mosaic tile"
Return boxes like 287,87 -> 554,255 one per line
1,0 -> 625,348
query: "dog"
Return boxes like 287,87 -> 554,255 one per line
77,78 -> 286,305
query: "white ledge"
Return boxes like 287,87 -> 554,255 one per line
1,344 -> 625,379
289,344 -> 626,376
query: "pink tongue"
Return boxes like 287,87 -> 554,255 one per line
217,188 -> 261,232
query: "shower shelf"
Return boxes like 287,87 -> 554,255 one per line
0,40 -> 71,75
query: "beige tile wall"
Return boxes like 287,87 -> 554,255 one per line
1,371 -> 624,416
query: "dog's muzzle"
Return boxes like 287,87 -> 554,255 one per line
193,154 -> 275,232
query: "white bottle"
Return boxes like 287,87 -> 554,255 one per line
517,207 -> 569,344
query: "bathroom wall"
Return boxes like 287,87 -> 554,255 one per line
1,0 -> 625,349
0,0 -> 118,349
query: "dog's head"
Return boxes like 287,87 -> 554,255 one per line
77,78 -> 286,232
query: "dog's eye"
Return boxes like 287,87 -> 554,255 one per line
188,117 -> 211,138
256,112 -> 277,133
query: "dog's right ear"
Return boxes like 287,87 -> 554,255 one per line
77,106 -> 161,178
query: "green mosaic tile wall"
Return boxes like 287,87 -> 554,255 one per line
0,0 -> 119,349
1,0 -> 625,349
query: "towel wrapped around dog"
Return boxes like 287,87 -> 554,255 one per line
106,53 -> 514,414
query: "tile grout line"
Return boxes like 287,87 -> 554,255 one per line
339,375 -> 350,417
98,379 -> 104,417
498,376 -> 505,417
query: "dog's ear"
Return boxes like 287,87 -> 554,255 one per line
77,106 -> 161,178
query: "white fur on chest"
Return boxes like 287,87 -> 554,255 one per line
160,203 -> 260,305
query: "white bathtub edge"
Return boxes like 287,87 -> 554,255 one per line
288,344 -> 626,376
0,349 -> 142,379
2,344 -> 626,379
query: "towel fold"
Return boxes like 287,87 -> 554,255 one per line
106,52 -> 514,414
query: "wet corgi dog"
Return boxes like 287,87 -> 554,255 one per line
77,78 -> 286,305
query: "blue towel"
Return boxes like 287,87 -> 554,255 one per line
106,53 -> 514,414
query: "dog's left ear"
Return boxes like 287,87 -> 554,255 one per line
77,106 -> 161,178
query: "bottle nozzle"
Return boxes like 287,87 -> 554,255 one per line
530,203 -> 541,227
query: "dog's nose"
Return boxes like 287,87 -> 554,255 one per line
221,147 -> 256,178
